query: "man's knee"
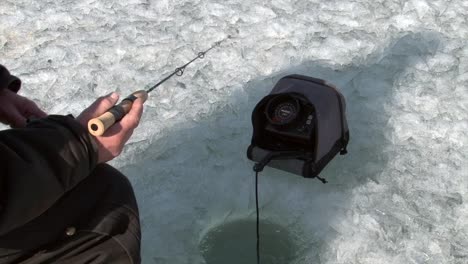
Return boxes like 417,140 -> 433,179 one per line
82,164 -> 141,263
91,164 -> 134,192
0,164 -> 142,263
88,164 -> 139,212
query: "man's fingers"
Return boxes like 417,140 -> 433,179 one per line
120,98 -> 143,130
99,98 -> 142,138
88,96 -> 144,163
8,109 -> 27,128
76,92 -> 120,129
30,106 -> 47,118
83,92 -> 120,118
24,101 -> 47,118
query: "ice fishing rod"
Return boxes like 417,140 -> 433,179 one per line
87,39 -> 226,136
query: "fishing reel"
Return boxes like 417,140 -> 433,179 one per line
263,93 -> 316,148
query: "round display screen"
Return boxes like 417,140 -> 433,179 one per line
273,102 -> 298,124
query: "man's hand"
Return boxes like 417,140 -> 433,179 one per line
0,89 -> 48,127
77,92 -> 144,163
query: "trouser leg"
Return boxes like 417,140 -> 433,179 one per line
0,164 -> 141,264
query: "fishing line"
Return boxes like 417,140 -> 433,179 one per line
255,170 -> 260,264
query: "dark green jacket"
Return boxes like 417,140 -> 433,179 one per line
0,64 -> 99,236
0,65 -> 140,264
0,116 -> 98,236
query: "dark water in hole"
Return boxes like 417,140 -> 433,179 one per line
199,219 -> 297,264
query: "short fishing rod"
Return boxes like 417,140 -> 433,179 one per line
88,39 -> 225,136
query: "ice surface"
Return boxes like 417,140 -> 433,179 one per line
1,0 -> 467,263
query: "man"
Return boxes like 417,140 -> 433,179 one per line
0,64 -> 143,263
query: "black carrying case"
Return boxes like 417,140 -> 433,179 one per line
247,74 -> 349,180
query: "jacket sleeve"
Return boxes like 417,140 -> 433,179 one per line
0,64 -> 21,93
0,115 -> 98,235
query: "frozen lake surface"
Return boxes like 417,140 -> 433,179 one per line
1,0 -> 467,263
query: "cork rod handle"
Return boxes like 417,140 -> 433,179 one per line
88,90 -> 148,136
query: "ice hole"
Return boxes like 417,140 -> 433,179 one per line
199,219 -> 297,264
